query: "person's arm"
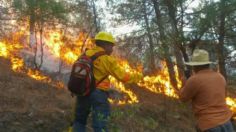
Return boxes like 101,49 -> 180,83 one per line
179,77 -> 198,102
102,55 -> 143,83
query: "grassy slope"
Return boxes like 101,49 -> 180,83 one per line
0,58 -> 74,132
0,57 -> 214,132
108,85 -> 195,132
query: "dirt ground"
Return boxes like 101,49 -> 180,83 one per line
0,58 -> 74,132
0,58 -> 235,132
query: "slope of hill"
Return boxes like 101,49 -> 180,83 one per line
0,57 -> 210,132
0,58 -> 74,132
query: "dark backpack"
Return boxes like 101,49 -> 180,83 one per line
67,51 -> 107,96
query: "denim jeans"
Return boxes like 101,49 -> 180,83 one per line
72,89 -> 110,132
197,120 -> 235,132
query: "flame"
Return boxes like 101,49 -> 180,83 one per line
26,69 -> 64,89
1,30 -> 138,105
138,61 -> 181,98
27,69 -> 51,82
226,97 -> 236,111
107,59 -> 182,104
44,31 -> 94,64
2,28 -> 236,109
114,60 -> 182,99
0,41 -> 23,58
44,31 -> 64,57
63,51 -> 78,64
0,30 -> 64,89
0,42 -> 8,57
109,76 -> 139,105
11,57 -> 24,72
108,59 -> 142,104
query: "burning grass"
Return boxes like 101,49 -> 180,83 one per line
1,28 -> 236,122
1,57 -> 236,131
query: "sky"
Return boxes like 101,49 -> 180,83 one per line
97,0 -> 203,38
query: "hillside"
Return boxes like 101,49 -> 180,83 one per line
0,58 -> 74,132
2,57 -> 233,132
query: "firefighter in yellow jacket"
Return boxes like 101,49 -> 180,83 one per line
72,32 -> 143,132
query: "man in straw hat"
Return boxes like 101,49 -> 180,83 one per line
178,49 -> 235,132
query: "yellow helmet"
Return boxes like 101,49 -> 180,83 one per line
95,32 -> 115,44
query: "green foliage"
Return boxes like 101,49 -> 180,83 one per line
141,117 -> 158,130
12,0 -> 67,22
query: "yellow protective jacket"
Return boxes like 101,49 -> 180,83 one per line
85,46 -> 141,91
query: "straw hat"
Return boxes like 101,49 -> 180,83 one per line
185,49 -> 213,66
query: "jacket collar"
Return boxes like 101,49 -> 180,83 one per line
94,46 -> 105,52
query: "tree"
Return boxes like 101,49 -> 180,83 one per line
142,0 -> 156,70
189,0 -> 236,80
109,0 -> 158,72
163,0 -> 188,80
217,0 -> 227,80
12,0 -> 67,47
151,0 -> 178,89
13,0 -> 67,69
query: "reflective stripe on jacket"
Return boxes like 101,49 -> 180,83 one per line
85,46 -> 139,91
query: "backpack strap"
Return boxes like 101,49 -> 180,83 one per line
89,51 -> 108,86
90,51 -> 107,62
96,75 -> 108,86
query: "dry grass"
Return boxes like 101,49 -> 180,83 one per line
2,58 -> 234,132
0,58 -> 74,132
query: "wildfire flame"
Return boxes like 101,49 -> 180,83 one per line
226,97 -> 236,111
109,76 -> 139,105
138,62 -> 181,98
11,57 -> 24,72
0,31 -> 64,89
43,32 -> 140,104
44,31 -> 64,57
0,42 -> 8,57
44,31 -> 94,64
1,29 -> 236,110
27,69 -> 51,82
0,30 -> 139,103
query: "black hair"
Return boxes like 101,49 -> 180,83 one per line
195,64 -> 210,69
95,40 -> 114,47
193,64 -> 210,73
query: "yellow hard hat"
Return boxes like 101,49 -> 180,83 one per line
95,32 -> 115,44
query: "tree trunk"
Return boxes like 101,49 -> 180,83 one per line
38,23 -> 44,69
143,0 -> 155,71
152,0 -> 178,90
217,0 -> 227,81
164,0 -> 186,81
29,15 -> 35,48
92,0 -> 99,33
33,30 -> 39,69
29,2 -> 36,48
58,59 -> 63,75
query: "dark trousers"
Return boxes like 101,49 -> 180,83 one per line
72,89 -> 110,132
197,120 -> 235,132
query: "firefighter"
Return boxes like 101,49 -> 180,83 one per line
179,49 -> 234,132
72,32 -> 143,132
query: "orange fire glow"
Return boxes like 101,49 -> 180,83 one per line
137,61 -> 181,98
226,97 -> 236,111
44,31 -> 64,57
27,69 -> 52,82
0,42 -> 8,57
11,57 -> 24,72
1,29 -> 236,108
0,31 -> 64,89
109,76 -> 139,105
44,31 -> 95,64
